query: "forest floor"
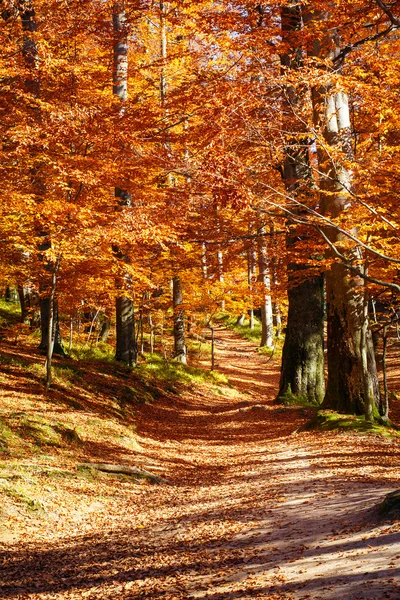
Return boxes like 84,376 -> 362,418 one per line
1,325 -> 400,599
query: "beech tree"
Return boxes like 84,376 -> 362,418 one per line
277,2 -> 324,403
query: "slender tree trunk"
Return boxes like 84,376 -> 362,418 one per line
99,316 -> 111,342
257,223 -> 274,348
247,236 -> 257,329
172,276 -> 187,364
112,2 -> 135,364
38,297 -> 65,356
277,2 -> 325,402
201,242 -> 208,280
44,256 -> 62,391
18,1 -> 64,352
271,257 -> 282,337
382,326 -> 389,420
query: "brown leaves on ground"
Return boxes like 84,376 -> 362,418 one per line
1,328 -> 400,599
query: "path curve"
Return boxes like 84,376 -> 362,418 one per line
1,327 -> 400,599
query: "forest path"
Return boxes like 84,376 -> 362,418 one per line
1,327 -> 400,599
132,326 -> 400,599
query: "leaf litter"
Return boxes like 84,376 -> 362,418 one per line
0,328 -> 400,598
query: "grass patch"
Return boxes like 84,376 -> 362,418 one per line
217,314 -> 263,344
68,342 -> 115,362
0,298 -> 21,327
138,353 -> 229,390
0,419 -> 18,453
300,410 -> 400,437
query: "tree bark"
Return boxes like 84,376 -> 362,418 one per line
277,2 -> 325,402
115,296 -> 136,365
38,297 -> 65,356
18,285 -> 39,326
278,273 -> 325,403
308,9 -> 381,415
172,276 -> 187,364
247,236 -> 257,329
112,2 -> 135,364
257,223 -> 274,348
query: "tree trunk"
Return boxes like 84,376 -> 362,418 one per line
172,276 -> 187,364
309,10 -> 381,415
99,316 -> 111,342
38,298 -> 65,356
18,284 -> 39,326
271,256 -> 282,337
257,224 -> 274,348
277,3 -> 325,402
112,2 -> 135,363
247,236 -> 257,329
323,261 -> 380,414
278,274 -> 325,403
115,296 -> 136,365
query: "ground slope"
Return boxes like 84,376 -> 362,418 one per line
1,327 -> 400,599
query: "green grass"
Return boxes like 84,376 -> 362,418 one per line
0,483 -> 44,511
300,410 -> 400,437
137,353 -> 229,389
217,314 -> 263,343
0,297 -> 21,327
68,341 -> 115,362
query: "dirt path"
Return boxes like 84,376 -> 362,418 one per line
1,327 -> 400,599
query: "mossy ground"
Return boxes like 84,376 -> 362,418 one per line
300,409 -> 400,438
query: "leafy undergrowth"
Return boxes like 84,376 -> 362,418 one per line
0,313 -> 232,542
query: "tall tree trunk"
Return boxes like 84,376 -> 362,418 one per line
38,299 -> 65,356
309,10 -> 381,415
18,284 -> 39,326
201,242 -> 208,280
172,276 -> 187,364
113,2 -> 135,364
247,235 -> 257,329
257,223 -> 274,348
277,2 -> 325,402
18,1 -> 64,352
271,256 -> 282,337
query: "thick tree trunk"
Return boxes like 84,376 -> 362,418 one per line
309,12 -> 381,415
278,274 -> 325,403
277,3 -> 325,401
172,276 -> 186,364
323,261 -> 381,414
